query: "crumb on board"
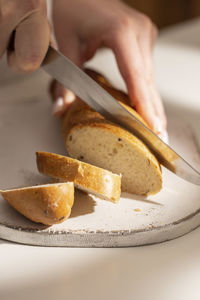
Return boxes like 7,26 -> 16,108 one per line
134,208 -> 141,212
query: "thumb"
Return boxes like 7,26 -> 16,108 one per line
8,13 -> 50,72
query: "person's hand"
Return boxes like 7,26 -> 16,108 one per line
0,0 -> 50,72
52,0 -> 168,142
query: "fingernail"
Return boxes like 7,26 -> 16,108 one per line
153,116 -> 163,134
52,97 -> 64,115
65,90 -> 76,104
153,117 -> 169,144
158,130 -> 169,144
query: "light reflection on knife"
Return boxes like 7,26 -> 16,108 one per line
42,46 -> 200,186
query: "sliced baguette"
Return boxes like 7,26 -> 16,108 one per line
0,182 -> 74,225
61,69 -> 162,196
36,151 -> 121,203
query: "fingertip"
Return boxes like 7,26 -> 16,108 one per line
152,116 -> 163,134
18,54 -> 44,72
151,116 -> 169,144
158,130 -> 169,144
52,89 -> 76,117
63,89 -> 76,105
52,97 -> 65,117
23,53 -> 45,71
52,80 -> 76,105
8,46 -> 46,73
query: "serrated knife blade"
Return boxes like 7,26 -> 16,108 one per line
42,46 -> 200,186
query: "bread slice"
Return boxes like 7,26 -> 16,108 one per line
36,151 -> 121,203
61,69 -> 162,196
0,182 -> 74,225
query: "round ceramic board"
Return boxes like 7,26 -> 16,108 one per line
0,58 -> 200,247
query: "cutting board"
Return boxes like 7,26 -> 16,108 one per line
0,53 -> 200,247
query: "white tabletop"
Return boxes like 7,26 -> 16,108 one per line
1,19 -> 200,300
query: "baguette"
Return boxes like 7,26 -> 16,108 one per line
36,151 -> 121,203
61,69 -> 162,196
0,182 -> 74,225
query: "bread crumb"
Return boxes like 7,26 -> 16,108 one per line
134,208 -> 141,212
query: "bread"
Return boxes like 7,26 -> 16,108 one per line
61,69 -> 162,196
36,151 -> 121,203
0,182 -> 74,225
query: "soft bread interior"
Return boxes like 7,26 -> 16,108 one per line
67,125 -> 162,195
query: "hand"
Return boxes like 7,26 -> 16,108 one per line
0,0 -> 50,72
52,0 -> 168,141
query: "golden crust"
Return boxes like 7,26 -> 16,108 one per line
61,98 -> 104,140
0,182 -> 74,226
61,69 -> 145,139
85,68 -> 130,105
61,68 -> 162,195
36,152 -> 121,203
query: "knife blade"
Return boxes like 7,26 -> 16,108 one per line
42,46 -> 200,186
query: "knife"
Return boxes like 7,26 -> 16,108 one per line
42,46 -> 200,186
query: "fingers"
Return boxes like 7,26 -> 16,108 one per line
50,80 -> 76,117
103,17 -> 167,140
137,23 -> 168,142
7,12 -> 50,72
137,24 -> 167,127
52,0 -> 168,139
104,29 -> 158,130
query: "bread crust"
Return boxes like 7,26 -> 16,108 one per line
0,182 -> 74,225
61,69 -> 162,195
36,152 -> 121,203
